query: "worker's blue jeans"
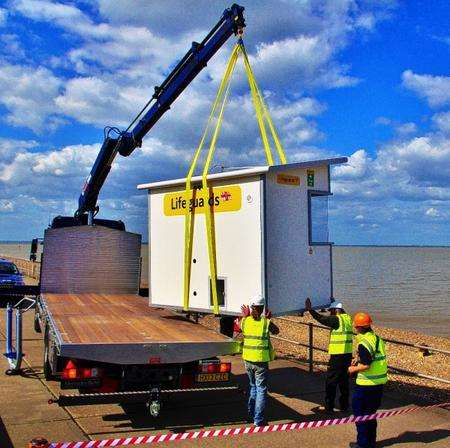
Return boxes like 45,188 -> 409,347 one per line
352,384 -> 383,448
245,360 -> 268,426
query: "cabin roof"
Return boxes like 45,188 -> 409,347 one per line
137,157 -> 347,191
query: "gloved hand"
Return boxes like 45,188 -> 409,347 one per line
264,308 -> 272,319
241,304 -> 250,317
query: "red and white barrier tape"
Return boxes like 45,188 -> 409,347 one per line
49,402 -> 449,448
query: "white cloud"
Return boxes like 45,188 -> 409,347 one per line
0,34 -> 26,59
0,63 -> 62,132
375,117 -> 417,136
333,149 -> 371,180
250,35 -> 359,90
12,0 -> 108,38
376,135 -> 450,189
333,133 -> 450,207
425,207 -> 440,218
432,111 -> 450,134
55,77 -> 140,127
0,138 -> 39,163
9,0 -> 392,136
0,8 -> 7,26
270,97 -> 326,119
375,116 -> 391,126
0,143 -> 99,189
8,0 -> 430,242
355,13 -> 376,31
395,122 -> 417,136
0,199 -> 14,212
402,70 -> 450,108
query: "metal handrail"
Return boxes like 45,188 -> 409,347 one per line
272,316 -> 450,385
389,366 -> 450,385
276,316 -> 450,356
277,316 -> 328,331
271,335 -> 327,353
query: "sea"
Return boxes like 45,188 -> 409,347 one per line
1,242 -> 449,338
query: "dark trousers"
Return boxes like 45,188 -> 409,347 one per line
325,353 -> 352,410
352,384 -> 383,448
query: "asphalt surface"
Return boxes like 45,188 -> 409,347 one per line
0,307 -> 449,447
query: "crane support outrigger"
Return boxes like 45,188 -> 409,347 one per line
72,4 -> 245,226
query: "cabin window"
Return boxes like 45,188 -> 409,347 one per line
309,192 -> 330,245
209,277 -> 226,307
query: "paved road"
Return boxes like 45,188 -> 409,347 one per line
0,310 -> 449,447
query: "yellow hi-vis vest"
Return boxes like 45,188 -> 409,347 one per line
241,316 -> 273,363
328,313 -> 353,355
356,331 -> 388,386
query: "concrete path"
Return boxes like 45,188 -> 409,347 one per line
0,311 -> 448,448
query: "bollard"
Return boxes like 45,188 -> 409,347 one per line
29,437 -> 49,448
6,303 -> 13,356
15,308 -> 23,368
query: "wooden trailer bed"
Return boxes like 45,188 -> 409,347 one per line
39,293 -> 239,365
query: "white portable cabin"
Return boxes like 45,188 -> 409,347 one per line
138,157 -> 347,316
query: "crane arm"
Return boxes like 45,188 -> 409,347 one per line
75,4 -> 245,219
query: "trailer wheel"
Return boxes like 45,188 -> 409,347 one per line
34,308 -> 42,333
43,326 -> 55,381
147,399 -> 162,418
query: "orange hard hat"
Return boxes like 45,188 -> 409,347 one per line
353,312 -> 372,327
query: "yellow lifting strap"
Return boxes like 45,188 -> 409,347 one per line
240,43 -> 287,165
182,44 -> 240,313
183,40 -> 287,315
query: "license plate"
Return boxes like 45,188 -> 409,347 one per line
61,378 -> 101,389
195,373 -> 229,382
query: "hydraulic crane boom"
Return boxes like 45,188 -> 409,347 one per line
74,4 -> 245,222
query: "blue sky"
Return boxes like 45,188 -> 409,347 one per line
0,0 -> 449,245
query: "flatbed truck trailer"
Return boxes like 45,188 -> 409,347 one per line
34,291 -> 240,412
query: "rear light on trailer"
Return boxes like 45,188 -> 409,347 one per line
62,360 -> 102,380
180,372 -> 194,389
62,360 -> 78,379
219,362 -> 231,373
197,360 -> 231,374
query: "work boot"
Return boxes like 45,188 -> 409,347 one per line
339,401 -> 349,412
254,420 -> 269,427
316,405 -> 334,414
348,443 -> 363,448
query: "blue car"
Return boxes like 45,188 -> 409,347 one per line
0,259 -> 24,302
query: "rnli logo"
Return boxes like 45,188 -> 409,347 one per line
221,191 -> 232,201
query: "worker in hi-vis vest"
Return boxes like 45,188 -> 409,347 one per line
305,298 -> 353,412
348,312 -> 388,448
240,295 -> 279,426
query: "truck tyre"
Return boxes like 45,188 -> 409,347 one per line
34,308 -> 42,333
43,326 -> 55,381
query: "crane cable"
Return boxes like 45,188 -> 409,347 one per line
183,40 -> 287,315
